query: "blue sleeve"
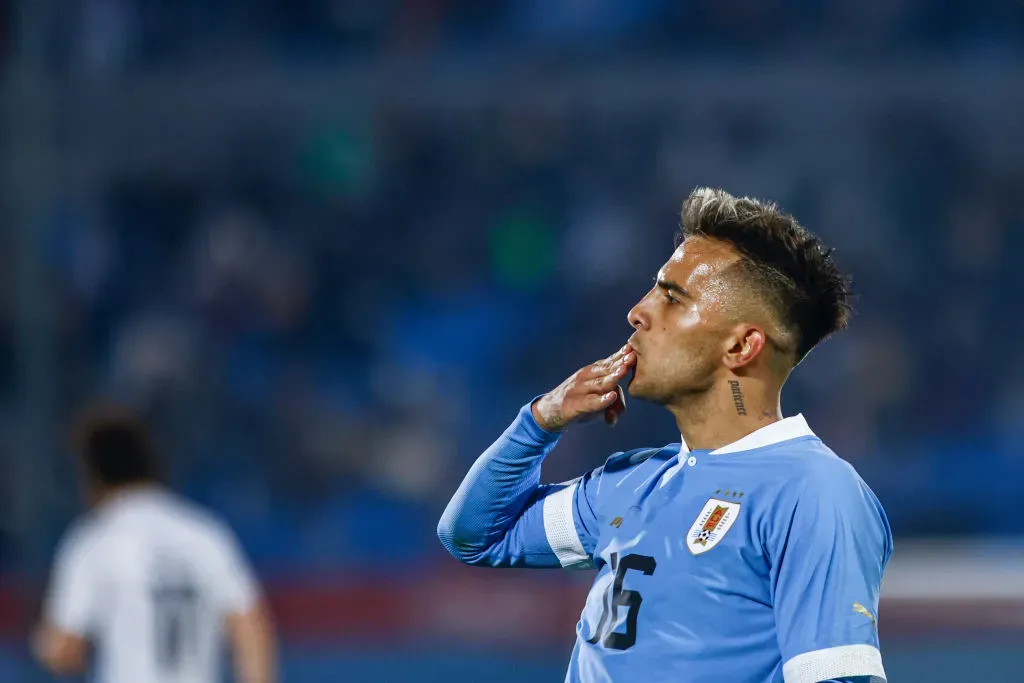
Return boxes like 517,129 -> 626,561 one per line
769,462 -> 892,683
437,401 -> 603,569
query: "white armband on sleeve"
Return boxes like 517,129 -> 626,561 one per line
783,644 -> 886,683
542,482 -> 593,569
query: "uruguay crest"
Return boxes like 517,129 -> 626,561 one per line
686,498 -> 741,555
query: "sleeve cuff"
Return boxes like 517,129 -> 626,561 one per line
512,396 -> 565,444
48,609 -> 89,637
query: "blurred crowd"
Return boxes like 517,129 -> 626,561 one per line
15,0 -> 1024,75
1,0 -> 1023,573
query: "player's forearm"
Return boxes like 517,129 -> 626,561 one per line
31,624 -> 87,676
437,400 -> 561,565
227,604 -> 277,683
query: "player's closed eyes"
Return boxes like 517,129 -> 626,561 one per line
653,277 -> 688,304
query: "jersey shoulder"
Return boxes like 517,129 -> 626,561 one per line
55,515 -> 105,565
759,437 -> 869,492
745,438 -> 884,526
594,444 -> 680,496
602,444 -> 677,472
158,494 -> 242,552
103,490 -> 242,562
759,438 -> 891,547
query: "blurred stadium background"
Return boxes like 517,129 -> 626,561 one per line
2,0 -> 1024,681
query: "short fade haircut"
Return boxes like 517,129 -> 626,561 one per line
678,187 -> 852,361
71,405 -> 164,486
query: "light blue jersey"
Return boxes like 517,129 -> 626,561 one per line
438,402 -> 892,683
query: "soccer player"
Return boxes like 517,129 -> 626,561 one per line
33,407 -> 277,683
438,188 -> 891,683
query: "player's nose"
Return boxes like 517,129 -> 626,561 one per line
628,301 -> 649,331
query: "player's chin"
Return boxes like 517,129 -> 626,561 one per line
625,375 -> 648,399
627,375 -> 672,404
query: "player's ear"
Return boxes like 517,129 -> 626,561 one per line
722,325 -> 765,370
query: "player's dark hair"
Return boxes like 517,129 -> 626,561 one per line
71,405 -> 164,487
677,187 -> 852,361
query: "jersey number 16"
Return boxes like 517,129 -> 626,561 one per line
586,552 -> 657,651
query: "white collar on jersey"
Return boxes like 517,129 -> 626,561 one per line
678,414 -> 816,455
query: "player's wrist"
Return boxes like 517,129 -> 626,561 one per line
531,396 -> 567,433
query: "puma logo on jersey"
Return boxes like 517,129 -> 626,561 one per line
853,603 -> 877,630
610,516 -> 624,528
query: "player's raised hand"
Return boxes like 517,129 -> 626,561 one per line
531,344 -> 636,432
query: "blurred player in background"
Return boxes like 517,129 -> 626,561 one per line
33,407 -> 277,683
439,188 -> 892,683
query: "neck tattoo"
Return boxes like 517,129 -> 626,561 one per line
729,380 -> 747,416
